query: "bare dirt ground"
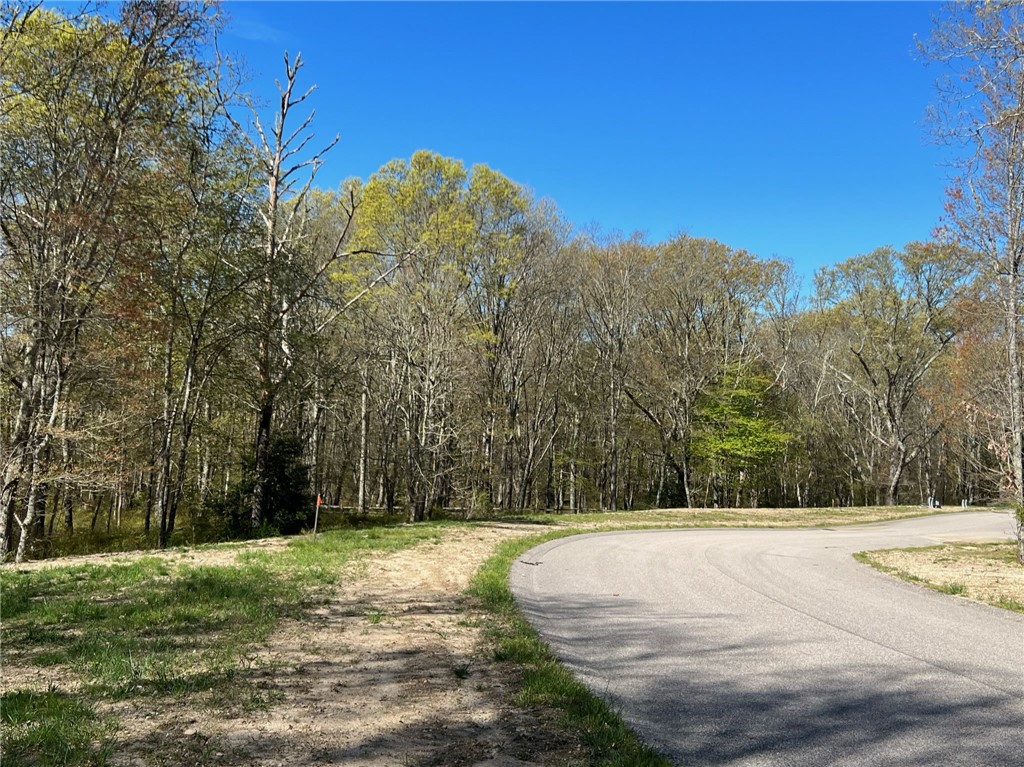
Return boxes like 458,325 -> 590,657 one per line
92,523 -> 586,767
5,535 -> 295,572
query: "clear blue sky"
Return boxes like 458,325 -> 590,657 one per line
220,1 -> 954,277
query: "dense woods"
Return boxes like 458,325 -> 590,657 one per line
3,1 -> 1024,563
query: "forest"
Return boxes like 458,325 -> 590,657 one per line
3,1 -> 1024,564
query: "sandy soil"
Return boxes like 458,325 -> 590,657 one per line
5,536 -> 294,572
89,523 -> 585,767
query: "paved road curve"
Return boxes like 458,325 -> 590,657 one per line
510,512 -> 1024,766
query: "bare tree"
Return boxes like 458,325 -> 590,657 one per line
923,1 -> 1024,559
228,54 -> 405,531
814,244 -> 970,506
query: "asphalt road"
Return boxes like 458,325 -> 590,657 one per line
510,512 -> 1024,766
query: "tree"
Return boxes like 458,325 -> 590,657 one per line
625,236 -> 787,507
923,1 -> 1024,560
0,1 -> 219,561
357,152 -> 475,521
461,172 -> 566,512
814,244 -> 970,506
227,54 -> 401,533
144,117 -> 256,548
691,364 -> 790,508
579,233 -> 654,512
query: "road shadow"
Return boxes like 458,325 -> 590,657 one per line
515,592 -> 1022,766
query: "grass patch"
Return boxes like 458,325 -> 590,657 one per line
995,596 -> 1024,611
856,541 -> 1024,614
469,531 -> 671,767
3,526 -> 442,699
852,551 -> 923,582
506,505 -> 984,531
2,557 -> 297,701
0,689 -> 111,767
0,523 -> 446,765
241,523 -> 443,590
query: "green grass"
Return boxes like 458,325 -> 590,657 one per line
0,523 -> 444,766
469,531 -> 671,767
2,557 -> 297,701
0,689 -> 111,767
995,596 -> 1024,611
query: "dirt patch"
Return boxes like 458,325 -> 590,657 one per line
4,536 -> 293,573
88,523 -> 584,767
863,542 -> 1024,608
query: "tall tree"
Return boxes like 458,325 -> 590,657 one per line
0,1 -> 218,561
357,152 -> 474,522
924,1 -> 1024,559
227,54 -> 398,532
626,236 -> 786,507
814,244 -> 970,505
579,233 -> 653,512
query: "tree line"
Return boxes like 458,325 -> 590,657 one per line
2,1 -> 1023,563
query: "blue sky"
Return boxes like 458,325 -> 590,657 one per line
220,1 -> 954,278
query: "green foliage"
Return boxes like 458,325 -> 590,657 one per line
205,435 -> 315,538
692,366 -> 791,502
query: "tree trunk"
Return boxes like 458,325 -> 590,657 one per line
608,370 -> 618,512
1005,268 -> 1024,561
358,367 -> 369,514
885,443 -> 907,507
251,397 -> 274,531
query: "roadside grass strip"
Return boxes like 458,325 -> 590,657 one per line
513,505 -> 976,530
469,531 -> 672,767
0,525 -> 442,766
854,541 -> 1024,614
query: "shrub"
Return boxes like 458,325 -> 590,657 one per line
205,436 -> 315,538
